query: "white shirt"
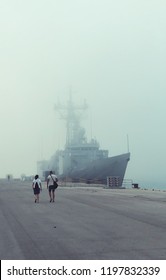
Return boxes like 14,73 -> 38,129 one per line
33,178 -> 41,188
47,174 -> 58,186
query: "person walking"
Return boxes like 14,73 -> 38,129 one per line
47,171 -> 58,202
32,174 -> 42,203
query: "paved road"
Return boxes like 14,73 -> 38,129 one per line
0,180 -> 166,260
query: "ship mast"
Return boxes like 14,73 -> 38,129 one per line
54,95 -> 88,146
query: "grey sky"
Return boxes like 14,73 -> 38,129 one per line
0,0 -> 166,187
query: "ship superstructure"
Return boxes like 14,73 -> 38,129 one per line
53,96 -> 109,177
37,96 -> 130,186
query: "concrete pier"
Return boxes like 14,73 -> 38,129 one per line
0,180 -> 166,260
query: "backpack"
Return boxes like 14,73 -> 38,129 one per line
35,181 -> 39,188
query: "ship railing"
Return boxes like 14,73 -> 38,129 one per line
122,179 -> 133,188
60,177 -> 133,188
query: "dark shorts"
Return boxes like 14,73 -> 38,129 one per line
34,187 -> 40,195
49,185 -> 56,192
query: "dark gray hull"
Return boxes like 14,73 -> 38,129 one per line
61,152 -> 130,186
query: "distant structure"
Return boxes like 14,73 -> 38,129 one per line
6,174 -> 13,180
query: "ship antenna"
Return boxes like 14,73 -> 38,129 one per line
127,134 -> 130,153
54,93 -> 88,146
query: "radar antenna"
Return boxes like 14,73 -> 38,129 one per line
54,95 -> 88,146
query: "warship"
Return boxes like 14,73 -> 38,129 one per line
37,97 -> 130,187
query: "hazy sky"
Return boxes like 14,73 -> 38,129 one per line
0,0 -> 166,187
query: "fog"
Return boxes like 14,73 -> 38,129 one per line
0,0 -> 166,187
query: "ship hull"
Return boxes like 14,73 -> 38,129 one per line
61,152 -> 130,186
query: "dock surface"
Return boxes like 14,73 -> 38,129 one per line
0,180 -> 166,260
